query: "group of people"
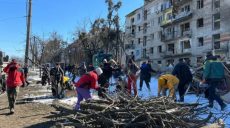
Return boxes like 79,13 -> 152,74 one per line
2,51 -> 227,114
74,52 -> 227,111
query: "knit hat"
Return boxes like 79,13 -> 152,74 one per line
95,67 -> 103,76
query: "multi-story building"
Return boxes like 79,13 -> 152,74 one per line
124,0 -> 230,67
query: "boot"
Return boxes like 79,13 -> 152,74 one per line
208,102 -> 213,108
221,104 -> 227,111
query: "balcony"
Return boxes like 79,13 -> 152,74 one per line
173,0 -> 192,6
174,11 -> 193,23
181,48 -> 192,54
125,44 -> 135,50
160,19 -> 173,27
181,30 -> 192,38
161,33 -> 176,42
126,33 -> 136,38
160,50 -> 192,58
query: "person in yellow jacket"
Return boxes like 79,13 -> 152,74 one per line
158,74 -> 179,98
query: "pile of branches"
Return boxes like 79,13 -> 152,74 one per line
71,93 -> 213,128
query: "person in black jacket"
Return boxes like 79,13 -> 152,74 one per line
172,58 -> 192,102
139,60 -> 155,92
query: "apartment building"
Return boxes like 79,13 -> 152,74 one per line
124,0 -> 230,67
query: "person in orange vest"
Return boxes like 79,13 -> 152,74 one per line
158,74 -> 179,99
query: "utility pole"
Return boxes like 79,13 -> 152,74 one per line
24,0 -> 32,65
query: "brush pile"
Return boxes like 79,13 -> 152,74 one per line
71,93 -> 213,128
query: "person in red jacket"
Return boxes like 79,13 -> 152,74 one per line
74,67 -> 103,110
3,59 -> 25,114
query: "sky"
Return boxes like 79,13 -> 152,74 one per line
0,0 -> 143,58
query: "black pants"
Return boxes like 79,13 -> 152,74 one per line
139,78 -> 150,90
207,79 -> 225,107
178,82 -> 187,101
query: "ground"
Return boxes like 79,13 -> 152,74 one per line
0,86 -> 58,128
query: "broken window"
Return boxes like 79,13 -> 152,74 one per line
181,5 -> 190,12
137,13 -> 141,20
151,33 -> 154,40
213,34 -> 220,49
182,40 -> 191,49
138,26 -> 141,31
138,38 -> 141,44
197,0 -> 204,9
150,47 -> 154,54
143,48 -> 147,58
143,36 -> 147,46
158,45 -> 162,53
213,13 -> 220,30
158,15 -> 163,24
181,22 -> 190,36
131,18 -> 135,24
158,61 -> 162,64
167,43 -> 175,54
144,10 -> 148,20
213,0 -> 220,9
197,18 -> 204,28
197,57 -> 203,65
198,37 -> 204,47
143,23 -> 147,33
131,40 -> 134,45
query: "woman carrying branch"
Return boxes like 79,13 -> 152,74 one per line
74,67 -> 103,110
126,59 -> 139,96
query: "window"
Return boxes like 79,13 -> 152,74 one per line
158,31 -> 162,39
143,23 -> 147,33
181,5 -> 190,12
131,18 -> 135,24
158,61 -> 162,64
144,10 -> 148,20
197,57 -> 203,65
213,34 -> 220,49
151,19 -> 154,26
150,47 -> 154,54
158,15 -> 163,24
138,38 -> 141,44
213,0 -> 220,9
131,40 -> 134,45
181,22 -> 190,36
151,33 -> 154,40
138,26 -> 141,31
158,45 -> 162,53
166,13 -> 173,20
137,13 -> 141,20
197,18 -> 204,28
143,48 -> 147,58
143,36 -> 147,46
167,44 -> 175,54
182,40 -> 191,49
198,37 -> 204,46
213,13 -> 220,30
197,0 -> 204,9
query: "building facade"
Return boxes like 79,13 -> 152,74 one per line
124,0 -> 230,68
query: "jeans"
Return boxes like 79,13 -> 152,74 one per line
178,82 -> 187,102
207,79 -> 225,107
7,87 -> 19,110
139,78 -> 150,91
